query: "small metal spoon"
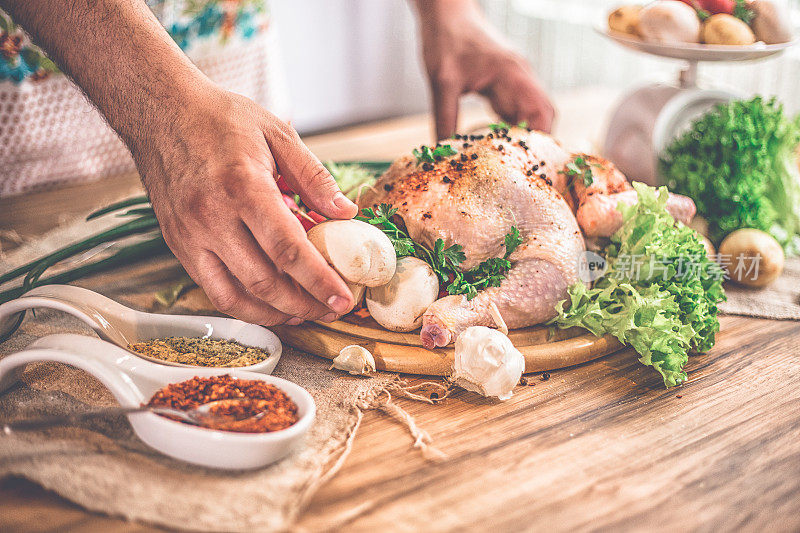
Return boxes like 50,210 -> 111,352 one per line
2,398 -> 265,434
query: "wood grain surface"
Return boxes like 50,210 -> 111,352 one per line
2,96 -> 799,532
271,318 -> 623,375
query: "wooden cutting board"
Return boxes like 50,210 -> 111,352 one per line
272,313 -> 623,376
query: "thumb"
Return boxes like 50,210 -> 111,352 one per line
265,121 -> 358,220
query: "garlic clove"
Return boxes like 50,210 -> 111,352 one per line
330,344 -> 376,376
452,326 -> 524,400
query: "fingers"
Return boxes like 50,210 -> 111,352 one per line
479,54 -> 555,133
263,120 -> 357,220
430,73 -> 462,141
239,179 -> 355,316
214,221 -> 334,321
189,251 -> 295,325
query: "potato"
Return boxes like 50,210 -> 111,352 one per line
749,0 -> 795,44
608,5 -> 643,37
638,1 -> 702,44
702,13 -> 756,45
718,228 -> 784,287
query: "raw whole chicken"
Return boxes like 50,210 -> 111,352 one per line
359,127 -> 695,349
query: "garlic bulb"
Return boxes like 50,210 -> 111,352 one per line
331,345 -> 376,375
452,326 -> 524,400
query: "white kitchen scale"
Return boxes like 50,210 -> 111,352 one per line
598,27 -> 797,185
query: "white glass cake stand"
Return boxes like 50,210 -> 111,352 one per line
598,27 -> 797,184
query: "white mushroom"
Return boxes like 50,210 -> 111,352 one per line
366,256 -> 439,332
331,344 -> 376,375
452,326 -> 524,401
307,220 -> 396,288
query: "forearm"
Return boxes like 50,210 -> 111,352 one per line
0,0 -> 212,151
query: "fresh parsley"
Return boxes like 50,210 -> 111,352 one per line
412,144 -> 457,164
560,156 -> 600,188
489,122 -> 511,132
489,121 -> 529,132
356,203 -> 522,300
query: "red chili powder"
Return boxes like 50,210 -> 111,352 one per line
146,374 -> 299,433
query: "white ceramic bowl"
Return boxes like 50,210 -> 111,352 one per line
0,334 -> 315,470
0,285 -> 282,374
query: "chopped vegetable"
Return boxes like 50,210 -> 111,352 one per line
356,204 -> 521,300
550,183 -> 726,387
660,97 -> 800,254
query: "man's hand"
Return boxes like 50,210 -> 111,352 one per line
136,89 -> 357,325
1,0 -> 356,325
412,0 -> 555,139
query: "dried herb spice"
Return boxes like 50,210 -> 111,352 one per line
128,337 -> 269,368
147,374 -> 299,433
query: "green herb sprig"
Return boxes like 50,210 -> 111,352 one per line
489,121 -> 529,132
560,156 -> 602,188
412,145 -> 457,165
356,204 -> 522,299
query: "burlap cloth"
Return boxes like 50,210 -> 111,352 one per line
718,257 -> 800,320
0,218 -> 441,532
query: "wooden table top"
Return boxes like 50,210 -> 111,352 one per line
1,93 -> 799,532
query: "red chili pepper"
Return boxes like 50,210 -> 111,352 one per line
297,215 -> 316,232
307,211 -> 326,223
282,194 -> 321,231
276,175 -> 293,195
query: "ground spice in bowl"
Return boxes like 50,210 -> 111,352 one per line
128,337 -> 270,368
146,375 -> 299,433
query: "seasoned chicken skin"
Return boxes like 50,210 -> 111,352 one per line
360,128 -> 584,348
360,128 -> 696,348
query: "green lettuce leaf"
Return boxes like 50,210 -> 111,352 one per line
550,183 -> 726,387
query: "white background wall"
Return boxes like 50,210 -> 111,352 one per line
272,0 -> 429,133
273,0 -> 800,134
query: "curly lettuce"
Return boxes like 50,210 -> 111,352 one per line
550,183 -> 726,387
659,96 -> 800,254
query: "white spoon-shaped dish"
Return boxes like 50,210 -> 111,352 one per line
0,284 -> 281,374
0,334 -> 314,470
